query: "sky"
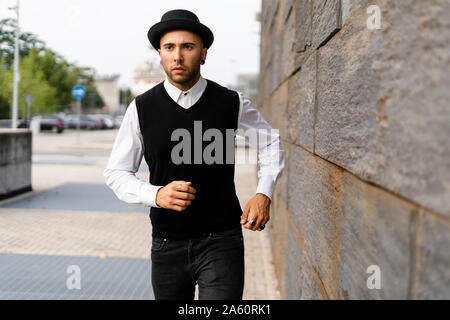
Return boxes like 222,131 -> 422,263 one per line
0,0 -> 261,89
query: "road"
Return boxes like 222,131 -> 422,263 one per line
0,128 -> 280,300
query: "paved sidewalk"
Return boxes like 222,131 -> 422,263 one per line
0,129 -> 280,300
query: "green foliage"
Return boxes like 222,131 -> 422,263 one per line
0,19 -> 113,119
120,88 -> 134,107
0,49 -> 58,117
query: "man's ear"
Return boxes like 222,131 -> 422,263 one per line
201,48 -> 208,64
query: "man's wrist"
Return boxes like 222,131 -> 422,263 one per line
255,192 -> 271,204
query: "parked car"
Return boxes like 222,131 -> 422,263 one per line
67,114 -> 99,130
89,114 -> 115,129
22,115 -> 65,133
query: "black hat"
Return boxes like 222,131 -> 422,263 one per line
148,9 -> 214,50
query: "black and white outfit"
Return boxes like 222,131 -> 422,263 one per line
104,9 -> 284,300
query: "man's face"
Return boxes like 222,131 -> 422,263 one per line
158,30 -> 207,86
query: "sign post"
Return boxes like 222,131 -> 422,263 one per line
25,94 -> 33,122
72,85 -> 86,145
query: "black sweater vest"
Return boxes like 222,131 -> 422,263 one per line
135,79 -> 243,239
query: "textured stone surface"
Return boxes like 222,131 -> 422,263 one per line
277,80 -> 289,139
293,0 -> 312,53
283,0 -> 294,22
293,0 -> 314,71
416,213 -> 450,299
315,0 -> 450,216
281,7 -> 296,81
374,0 -> 450,217
270,193 -> 290,299
288,145 -> 343,299
286,223 -> 322,300
0,131 -> 32,195
312,0 -> 341,49
274,140 -> 289,207
339,172 -> 414,299
0,131 -> 32,164
341,0 -> 373,26
262,0 -> 450,299
287,51 -> 316,152
315,10 -> 380,182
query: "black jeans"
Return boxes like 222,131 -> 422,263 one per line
151,226 -> 245,300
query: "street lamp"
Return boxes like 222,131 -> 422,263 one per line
8,0 -> 20,130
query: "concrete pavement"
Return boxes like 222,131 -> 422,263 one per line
0,129 -> 280,300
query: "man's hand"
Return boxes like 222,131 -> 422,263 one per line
156,181 -> 196,211
240,193 -> 271,231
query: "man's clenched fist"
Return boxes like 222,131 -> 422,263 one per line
155,180 -> 196,211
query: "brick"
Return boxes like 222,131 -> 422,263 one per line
374,0 -> 450,217
293,0 -> 312,53
315,9 -> 380,182
270,197 -> 290,299
338,172 -> 414,299
288,146 -> 343,299
341,0 -> 372,26
287,51 -> 316,152
315,0 -> 450,216
293,0 -> 313,71
281,9 -> 296,81
286,223 -> 321,299
312,0 -> 341,49
274,140 -> 289,207
277,80 -> 289,139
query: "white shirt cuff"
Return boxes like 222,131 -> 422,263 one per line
139,184 -> 164,208
255,176 -> 275,202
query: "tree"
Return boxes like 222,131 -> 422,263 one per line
0,49 -> 58,118
0,58 -> 10,118
120,88 -> 134,108
0,19 -> 108,118
34,49 -> 77,109
0,18 -> 46,69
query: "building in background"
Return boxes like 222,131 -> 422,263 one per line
132,61 -> 165,96
94,75 -> 120,115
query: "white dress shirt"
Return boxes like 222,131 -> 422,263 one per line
104,76 -> 284,208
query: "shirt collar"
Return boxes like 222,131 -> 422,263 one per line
164,76 -> 207,103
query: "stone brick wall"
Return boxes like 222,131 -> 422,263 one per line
259,0 -> 450,299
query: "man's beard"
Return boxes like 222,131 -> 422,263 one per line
163,58 -> 201,85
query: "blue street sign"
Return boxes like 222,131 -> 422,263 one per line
72,85 -> 86,100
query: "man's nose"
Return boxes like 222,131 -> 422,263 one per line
173,47 -> 183,63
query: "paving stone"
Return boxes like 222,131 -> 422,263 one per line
0,253 -> 153,300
